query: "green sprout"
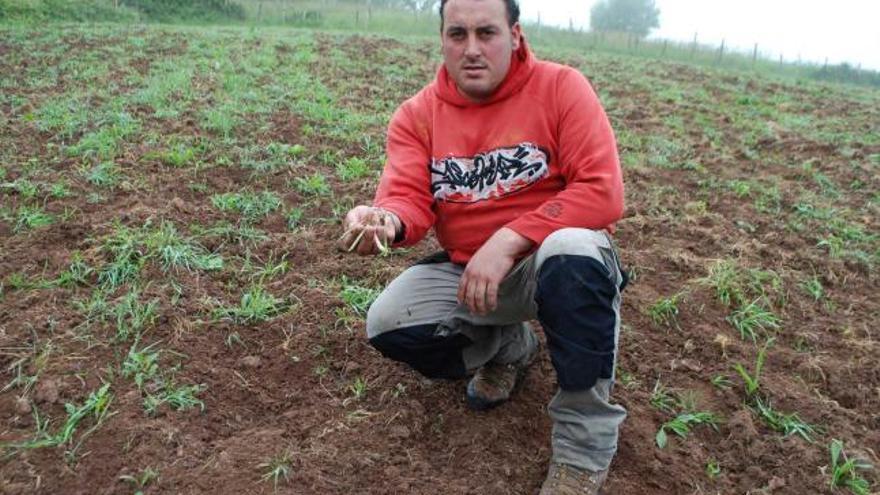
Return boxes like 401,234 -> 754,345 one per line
213,285 -> 288,324
259,450 -> 295,493
732,338 -> 773,397
829,439 -> 873,494
655,411 -> 720,449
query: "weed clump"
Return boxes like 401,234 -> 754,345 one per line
211,191 -> 283,223
213,285 -> 289,324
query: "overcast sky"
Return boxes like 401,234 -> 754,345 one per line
518,0 -> 880,70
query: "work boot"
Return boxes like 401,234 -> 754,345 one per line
466,323 -> 538,411
539,462 -> 608,495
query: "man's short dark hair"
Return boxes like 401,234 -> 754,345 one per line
439,0 -> 520,29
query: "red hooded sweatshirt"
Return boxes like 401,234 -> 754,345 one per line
374,38 -> 623,265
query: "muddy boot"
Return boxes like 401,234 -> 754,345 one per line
465,323 -> 538,411
539,462 -> 608,495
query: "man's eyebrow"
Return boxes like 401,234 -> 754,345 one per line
446,23 -> 499,33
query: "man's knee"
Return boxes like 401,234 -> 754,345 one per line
365,290 -> 397,340
368,324 -> 470,379
365,269 -> 470,379
535,253 -> 618,392
537,228 -> 624,291
365,263 -> 461,339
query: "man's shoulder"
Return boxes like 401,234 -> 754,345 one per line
526,60 -> 596,105
532,59 -> 584,83
393,83 -> 436,122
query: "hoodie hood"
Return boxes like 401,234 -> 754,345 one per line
433,35 -> 536,108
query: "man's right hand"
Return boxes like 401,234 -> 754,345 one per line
338,205 -> 400,256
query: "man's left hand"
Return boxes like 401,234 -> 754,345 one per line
458,228 -> 534,315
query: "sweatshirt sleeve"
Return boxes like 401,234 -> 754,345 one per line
505,68 -> 624,245
373,100 -> 435,247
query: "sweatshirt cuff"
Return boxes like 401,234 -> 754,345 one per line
373,200 -> 418,247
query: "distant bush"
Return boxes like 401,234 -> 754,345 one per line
591,0 -> 660,39
0,0 -> 137,22
122,0 -> 245,22
810,63 -> 880,88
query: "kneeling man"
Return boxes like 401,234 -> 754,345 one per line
339,0 -> 627,492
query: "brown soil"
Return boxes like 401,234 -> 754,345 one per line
1,28 -> 879,495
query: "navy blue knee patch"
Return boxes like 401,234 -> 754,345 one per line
369,324 -> 470,379
536,255 -> 617,391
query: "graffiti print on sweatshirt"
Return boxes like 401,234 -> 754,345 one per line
430,143 -> 550,203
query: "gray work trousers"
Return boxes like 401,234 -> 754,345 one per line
366,228 -> 627,472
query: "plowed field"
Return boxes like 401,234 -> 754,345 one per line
1,25 -> 878,494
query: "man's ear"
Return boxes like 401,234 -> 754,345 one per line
511,22 -> 522,50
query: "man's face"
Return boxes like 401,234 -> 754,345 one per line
441,0 -> 521,103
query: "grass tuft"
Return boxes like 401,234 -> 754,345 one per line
647,292 -> 683,328
211,191 -> 283,223
829,439 -> 873,494
259,450 -> 295,492
9,383 -> 113,456
338,277 -> 380,317
726,298 -> 781,342
656,411 -> 720,449
213,285 -> 289,324
752,397 -> 818,442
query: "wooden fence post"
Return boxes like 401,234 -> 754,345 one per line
752,43 -> 758,66
661,40 -> 668,57
690,32 -> 697,59
717,39 -> 725,63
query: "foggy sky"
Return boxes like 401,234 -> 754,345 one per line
518,0 -> 880,71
